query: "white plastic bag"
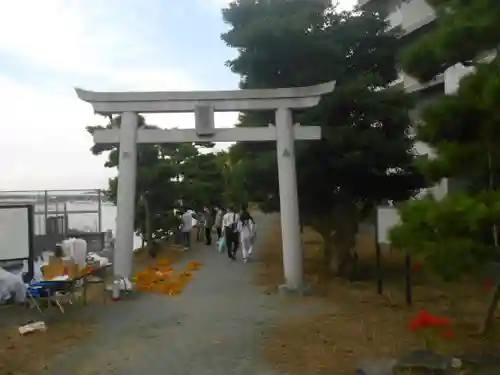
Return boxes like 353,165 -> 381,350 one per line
61,238 -> 75,258
0,267 -> 26,303
73,239 -> 87,269
33,258 -> 44,281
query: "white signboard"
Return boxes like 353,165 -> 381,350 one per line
376,206 -> 401,245
0,206 -> 31,261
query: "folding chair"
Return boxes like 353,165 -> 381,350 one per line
27,281 -> 72,314
25,285 -> 45,315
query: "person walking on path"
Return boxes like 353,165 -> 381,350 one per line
214,206 -> 224,240
203,206 -> 214,246
181,209 -> 194,251
238,208 -> 256,263
222,206 -> 239,260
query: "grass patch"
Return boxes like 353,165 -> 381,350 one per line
257,218 -> 500,375
0,319 -> 94,375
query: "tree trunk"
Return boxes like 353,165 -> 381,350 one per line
323,235 -> 336,276
482,152 -> 499,332
143,197 -> 155,258
311,202 -> 359,279
332,200 -> 359,280
481,283 -> 500,334
319,228 -> 334,276
335,241 -> 355,279
311,218 -> 335,277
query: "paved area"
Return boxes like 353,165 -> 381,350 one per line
41,212 -> 305,375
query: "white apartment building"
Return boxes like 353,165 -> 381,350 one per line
358,0 -> 475,199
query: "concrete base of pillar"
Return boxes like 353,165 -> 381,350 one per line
278,282 -> 311,296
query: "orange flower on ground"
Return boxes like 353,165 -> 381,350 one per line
156,259 -> 172,267
186,262 -> 203,271
133,259 -> 202,296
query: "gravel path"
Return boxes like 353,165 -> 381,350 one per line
42,212 -> 299,375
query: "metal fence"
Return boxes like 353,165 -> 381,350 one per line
0,189 -> 105,257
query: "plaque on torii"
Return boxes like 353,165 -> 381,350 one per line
76,81 -> 335,294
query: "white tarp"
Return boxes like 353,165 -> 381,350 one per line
376,206 -> 401,244
61,238 -> 88,269
0,267 -> 26,304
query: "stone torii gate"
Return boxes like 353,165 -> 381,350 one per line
76,81 -> 335,293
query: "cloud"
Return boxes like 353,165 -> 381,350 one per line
0,0 -> 198,89
0,73 -> 238,191
200,0 -> 357,10
0,0 -> 239,190
0,0 -> 115,75
0,75 -> 109,190
0,72 -> 238,190
202,0 -> 232,9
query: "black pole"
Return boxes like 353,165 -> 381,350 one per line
375,211 -> 383,294
405,253 -> 412,306
27,205 -> 35,281
376,243 -> 383,294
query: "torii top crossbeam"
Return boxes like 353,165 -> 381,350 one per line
75,81 -> 336,114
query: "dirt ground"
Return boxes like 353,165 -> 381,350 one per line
0,242 -> 187,375
256,218 -> 500,375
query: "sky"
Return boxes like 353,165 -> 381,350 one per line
0,0 -> 357,191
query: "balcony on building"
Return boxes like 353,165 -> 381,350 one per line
358,0 -> 436,35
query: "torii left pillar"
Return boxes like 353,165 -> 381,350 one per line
113,111 -> 138,280
76,81 -> 335,293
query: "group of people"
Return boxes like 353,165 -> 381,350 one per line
178,205 -> 256,263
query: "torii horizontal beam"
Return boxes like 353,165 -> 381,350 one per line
92,125 -> 321,144
75,81 -> 335,114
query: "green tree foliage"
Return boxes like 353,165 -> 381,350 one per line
216,150 -> 250,207
221,0 -> 423,275
399,0 -> 500,190
397,0 -> 500,331
87,116 -> 226,255
397,0 -> 500,258
180,152 -> 226,209
390,190 -> 500,332
390,192 -> 500,281
414,62 -> 500,190
400,0 -> 500,83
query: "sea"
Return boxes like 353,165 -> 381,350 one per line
18,200 -> 143,249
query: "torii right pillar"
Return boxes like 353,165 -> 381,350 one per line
275,107 -> 304,294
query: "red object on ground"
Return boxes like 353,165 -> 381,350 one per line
409,310 -> 455,343
413,262 -> 423,271
484,278 -> 494,290
409,310 -> 453,331
441,330 -> 455,339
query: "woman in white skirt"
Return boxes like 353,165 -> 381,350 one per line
238,209 -> 256,263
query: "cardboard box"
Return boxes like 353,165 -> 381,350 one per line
43,256 -> 79,280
